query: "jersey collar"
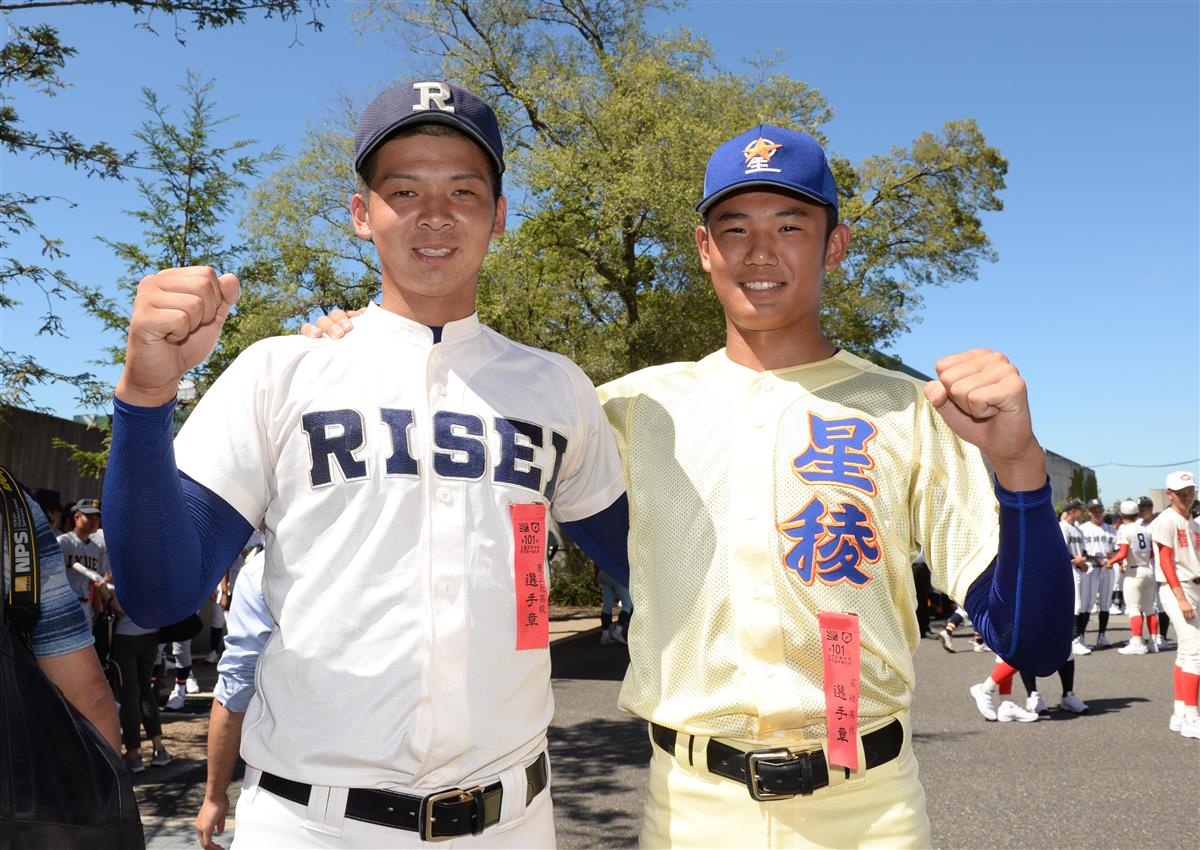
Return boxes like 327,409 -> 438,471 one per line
362,302 -> 482,348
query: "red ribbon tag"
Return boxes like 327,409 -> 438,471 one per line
511,503 -> 549,651
818,611 -> 861,770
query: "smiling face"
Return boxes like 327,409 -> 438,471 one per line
696,188 -> 849,366
351,130 -> 506,325
1168,486 -> 1197,516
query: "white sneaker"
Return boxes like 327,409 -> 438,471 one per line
205,650 -> 220,664
1096,634 -> 1112,648
1180,717 -> 1200,740
1108,605 -> 1123,615
165,685 -> 186,711
185,674 -> 200,694
997,700 -> 1039,722
1169,714 -> 1184,733
1060,692 -> 1089,713
937,630 -> 956,653
1118,641 -> 1148,655
970,683 -> 997,721
972,640 -> 988,653
1072,638 -> 1093,656
1148,637 -> 1161,653
1026,691 -> 1047,714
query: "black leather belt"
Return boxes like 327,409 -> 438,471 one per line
651,720 -> 903,801
258,752 -> 548,841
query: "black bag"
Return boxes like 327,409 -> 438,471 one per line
0,466 -> 145,850
157,613 -> 202,644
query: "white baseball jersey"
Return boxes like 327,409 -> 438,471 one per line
175,305 -> 625,790
56,531 -> 107,601
598,349 -> 999,743
1115,522 -> 1154,570
1080,520 -> 1115,562
1060,520 -> 1086,560
1149,508 -> 1200,583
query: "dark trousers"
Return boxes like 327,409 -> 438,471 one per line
912,563 -> 933,636
111,632 -> 163,752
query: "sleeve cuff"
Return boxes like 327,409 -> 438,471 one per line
993,476 -> 1053,509
213,676 -> 253,713
113,394 -> 178,421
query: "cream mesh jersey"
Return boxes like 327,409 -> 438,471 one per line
598,349 -> 999,743
175,305 -> 625,790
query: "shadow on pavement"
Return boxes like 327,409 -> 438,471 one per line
549,715 -> 648,847
551,632 -> 630,681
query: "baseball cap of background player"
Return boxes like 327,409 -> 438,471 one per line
1064,498 -> 1084,511
1165,470 -> 1196,491
1137,496 -> 1154,509
696,124 -> 838,216
1119,499 -> 1139,516
73,498 -> 100,515
1086,498 -> 1104,510
353,80 -> 505,179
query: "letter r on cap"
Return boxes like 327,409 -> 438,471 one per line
412,81 -> 454,113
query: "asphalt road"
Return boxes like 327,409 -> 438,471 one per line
548,620 -> 1197,850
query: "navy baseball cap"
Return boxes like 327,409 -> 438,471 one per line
74,498 -> 100,515
1064,499 -> 1084,511
354,80 -> 505,177
697,125 -> 838,216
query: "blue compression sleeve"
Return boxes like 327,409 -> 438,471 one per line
561,494 -> 630,587
963,478 -> 1073,676
103,396 -> 253,627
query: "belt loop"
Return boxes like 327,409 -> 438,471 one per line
302,784 -> 346,837
496,759 -> 529,826
686,735 -> 712,777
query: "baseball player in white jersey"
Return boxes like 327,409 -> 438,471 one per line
102,81 -> 627,847
1080,499 -> 1118,647
1060,500 -> 1095,654
1111,499 -> 1159,654
56,497 -> 107,626
1148,471 -> 1200,738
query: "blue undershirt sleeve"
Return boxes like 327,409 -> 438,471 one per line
560,494 -> 630,587
103,396 -> 253,628
963,478 -> 1073,676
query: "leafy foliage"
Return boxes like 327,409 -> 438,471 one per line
0,0 -> 324,412
236,0 -> 1007,385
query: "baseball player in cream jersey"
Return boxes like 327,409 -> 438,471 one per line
102,82 -> 626,848
1112,499 -> 1159,654
1080,499 -> 1118,646
595,126 -> 1072,848
1149,471 -> 1200,738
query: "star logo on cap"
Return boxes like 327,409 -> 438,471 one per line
742,137 -> 782,174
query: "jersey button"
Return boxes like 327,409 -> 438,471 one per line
437,488 -> 452,504
440,682 -> 453,694
429,772 -> 442,784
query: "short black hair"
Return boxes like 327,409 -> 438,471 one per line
356,123 -> 502,202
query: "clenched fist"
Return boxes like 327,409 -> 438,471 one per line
923,348 -> 1046,491
115,267 -> 239,407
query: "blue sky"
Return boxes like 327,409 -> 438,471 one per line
4,1 -> 1197,500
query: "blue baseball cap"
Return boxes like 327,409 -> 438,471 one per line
354,80 -> 505,177
697,125 -> 838,217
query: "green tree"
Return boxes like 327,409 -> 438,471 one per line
56,73 -> 281,476
0,0 -> 323,411
1083,471 -> 1099,503
348,0 -> 1007,382
1068,467 -> 1085,500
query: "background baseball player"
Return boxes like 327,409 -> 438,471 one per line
56,497 -> 106,627
1111,499 -> 1159,654
1061,499 -> 1095,655
1080,499 -> 1118,647
1149,471 -> 1200,739
101,80 -> 631,848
